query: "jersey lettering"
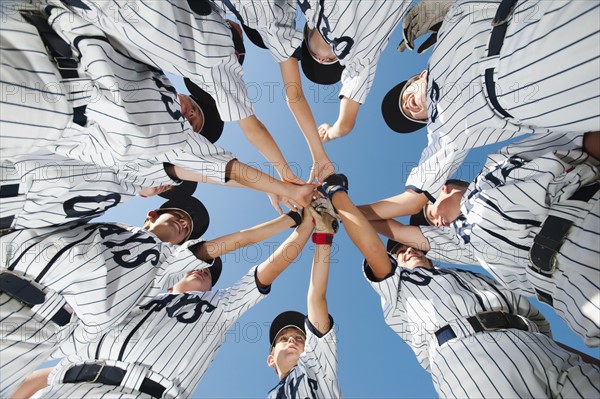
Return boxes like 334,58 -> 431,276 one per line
152,76 -> 182,121
315,0 -> 354,60
140,293 -> 217,324
63,193 -> 122,219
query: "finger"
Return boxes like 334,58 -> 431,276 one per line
271,201 -> 283,215
401,30 -> 414,52
307,168 -> 316,184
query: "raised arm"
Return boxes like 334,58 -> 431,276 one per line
358,189 -> 428,221
170,159 -> 317,209
323,175 -> 393,280
193,211 -> 301,261
279,57 -> 336,182
306,207 -> 336,335
255,208 -> 314,289
370,218 -> 430,252
237,115 -> 304,185
317,96 -> 360,142
10,367 -> 51,399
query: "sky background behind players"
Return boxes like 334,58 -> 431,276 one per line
72,10 -> 600,399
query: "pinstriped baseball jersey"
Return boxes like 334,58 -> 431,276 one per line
49,0 -> 254,122
363,258 -> 600,398
422,145 -> 600,346
217,0 -> 303,63
1,4 -> 235,181
0,150 -> 174,230
45,267 -> 267,398
405,0 -> 599,201
268,317 -> 341,399
1,223 -> 209,330
299,0 -> 411,104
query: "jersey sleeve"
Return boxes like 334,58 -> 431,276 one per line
217,266 -> 269,324
362,254 -> 404,324
298,315 -> 341,396
420,226 -> 479,265
338,60 -> 376,105
405,139 -> 468,202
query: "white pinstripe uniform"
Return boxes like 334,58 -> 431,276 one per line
0,150 -> 175,231
0,222 -> 211,397
300,0 -> 411,104
33,267 -> 267,398
421,134 -> 600,346
405,0 -> 600,202
1,2 -> 235,184
216,0 -> 303,63
364,255 -> 600,398
268,317 -> 341,399
48,0 -> 254,122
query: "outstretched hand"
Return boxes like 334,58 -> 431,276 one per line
309,200 -> 339,234
308,158 -> 337,184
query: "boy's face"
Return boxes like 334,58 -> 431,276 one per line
171,268 -> 212,293
306,27 -> 337,64
428,185 -> 465,226
267,327 -> 306,375
178,94 -> 205,133
394,245 -> 432,269
401,70 -> 429,121
144,209 -> 193,245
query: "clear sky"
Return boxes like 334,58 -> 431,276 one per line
84,12 -> 600,399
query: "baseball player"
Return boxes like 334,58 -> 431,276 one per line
18,208 -> 315,398
296,0 -> 413,142
0,194 -> 214,397
0,1 -> 306,193
368,132 -> 600,347
0,148 -> 193,233
216,0 -> 336,182
365,0 -> 600,221
318,173 -> 600,397
48,0 -> 306,184
267,205 -> 341,398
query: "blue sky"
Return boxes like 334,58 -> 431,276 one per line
85,15 -> 600,399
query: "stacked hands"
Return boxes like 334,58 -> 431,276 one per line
284,173 -> 348,234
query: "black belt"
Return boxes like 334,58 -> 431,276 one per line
0,272 -> 72,326
64,364 -> 166,398
484,0 -> 518,119
0,183 -> 19,234
435,311 -> 530,346
529,182 -> 599,306
21,9 -> 87,127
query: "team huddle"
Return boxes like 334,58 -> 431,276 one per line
1,0 -> 599,398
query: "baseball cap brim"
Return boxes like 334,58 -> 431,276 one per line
409,204 -> 432,226
299,25 -> 344,85
208,256 -> 222,287
381,76 -> 428,134
241,24 -> 267,49
158,181 -> 198,200
269,310 -> 306,349
183,78 -> 225,144
160,196 -> 210,240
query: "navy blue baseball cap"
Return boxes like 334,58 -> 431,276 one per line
207,256 -> 222,287
159,196 -> 209,241
269,311 -> 306,349
299,24 -> 344,85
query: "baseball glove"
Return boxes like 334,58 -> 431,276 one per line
311,198 -> 340,233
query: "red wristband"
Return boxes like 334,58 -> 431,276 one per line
312,233 -> 334,245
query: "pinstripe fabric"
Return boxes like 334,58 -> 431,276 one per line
0,150 -> 174,230
268,318 -> 341,398
43,268 -> 266,398
216,0 -> 303,63
423,141 -> 600,346
405,0 -> 599,201
1,4 -> 235,180
50,0 -> 254,121
300,0 -> 411,104
364,260 -> 600,398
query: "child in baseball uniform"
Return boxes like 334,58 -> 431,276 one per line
318,173 -> 600,398
14,208 -> 316,398
267,205 -> 342,398
363,0 -> 599,222
370,132 -> 600,347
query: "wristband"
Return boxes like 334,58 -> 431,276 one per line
286,210 -> 303,228
312,233 -> 334,245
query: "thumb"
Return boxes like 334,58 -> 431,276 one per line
417,33 -> 438,54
